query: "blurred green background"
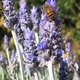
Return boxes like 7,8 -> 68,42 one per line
0,0 -> 80,62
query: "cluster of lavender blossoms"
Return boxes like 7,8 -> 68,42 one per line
1,0 -> 80,80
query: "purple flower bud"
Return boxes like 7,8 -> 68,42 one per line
40,13 -> 47,26
4,35 -> 9,50
10,50 -> 15,59
0,53 -> 5,62
31,6 -> 37,15
37,41 -> 47,50
55,49 -> 64,56
19,0 -> 32,31
30,6 -> 38,25
19,0 -> 27,14
23,28 -> 33,40
24,68 -> 27,75
28,54 -> 34,61
67,42 -> 71,50
50,31 -> 56,38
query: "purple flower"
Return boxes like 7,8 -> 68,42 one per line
4,35 -> 9,50
0,53 -> 5,62
55,49 -> 64,56
67,42 -> 71,50
19,0 -> 32,31
24,68 -> 27,75
2,0 -> 18,29
30,6 -> 37,15
10,50 -> 15,59
37,41 -> 47,50
30,6 -> 38,25
19,0 -> 27,14
10,50 -> 16,63
23,28 -> 32,40
50,31 -> 56,38
28,54 -> 34,61
40,13 -> 47,26
59,59 -> 72,80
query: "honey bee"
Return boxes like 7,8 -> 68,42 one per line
43,4 -> 55,22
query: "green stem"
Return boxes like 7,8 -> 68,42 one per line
6,48 -> 10,64
34,72 -> 39,80
11,30 -> 25,80
34,32 -> 39,45
16,73 -> 19,80
0,65 -> 11,80
47,61 -> 54,80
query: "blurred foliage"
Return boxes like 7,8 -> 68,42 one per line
0,0 -> 80,60
13,0 -> 80,28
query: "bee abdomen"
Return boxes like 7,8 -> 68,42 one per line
43,4 -> 55,21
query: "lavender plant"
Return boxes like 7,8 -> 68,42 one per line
1,0 -> 80,80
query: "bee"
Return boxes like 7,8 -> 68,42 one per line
43,4 -> 55,22
0,0 -> 4,17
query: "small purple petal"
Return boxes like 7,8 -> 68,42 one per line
55,49 -> 64,55
23,28 -> 32,40
46,0 -> 51,4
19,0 -> 27,13
50,0 -> 56,9
10,50 -> 15,59
31,6 -> 37,14
0,53 -> 5,62
4,35 -> 9,50
50,31 -> 56,38
37,41 -> 47,50
24,68 -> 27,75
28,54 -> 34,61
67,42 -> 71,50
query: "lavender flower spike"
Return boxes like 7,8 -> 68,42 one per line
4,35 -> 9,50
31,6 -> 37,14
2,0 -> 18,30
0,53 -> 5,62
10,50 -> 16,63
30,5 -> 39,32
19,0 -> 32,31
19,0 -> 27,14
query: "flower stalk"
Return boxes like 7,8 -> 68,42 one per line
6,48 -> 10,64
47,61 -> 54,80
11,30 -> 25,80
34,72 -> 39,80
